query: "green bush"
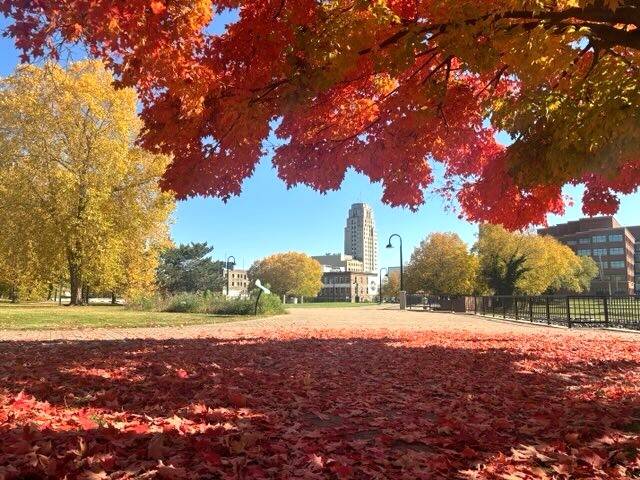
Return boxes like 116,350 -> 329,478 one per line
126,294 -> 167,311
255,293 -> 286,315
126,291 -> 285,316
165,292 -> 209,313
209,297 -> 254,315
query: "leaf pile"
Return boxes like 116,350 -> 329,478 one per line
0,329 -> 639,479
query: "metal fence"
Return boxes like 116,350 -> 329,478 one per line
469,295 -> 640,330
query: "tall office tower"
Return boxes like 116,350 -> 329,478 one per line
344,203 -> 378,273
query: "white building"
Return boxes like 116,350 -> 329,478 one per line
344,203 -> 378,274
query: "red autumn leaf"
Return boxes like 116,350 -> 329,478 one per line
149,1 -> 166,15
75,411 -> 99,430
147,434 -> 165,460
11,391 -> 36,410
0,322 -> 638,478
199,450 -> 222,466
226,389 -> 247,408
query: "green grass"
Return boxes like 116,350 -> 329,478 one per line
286,302 -> 374,308
0,303 -> 246,330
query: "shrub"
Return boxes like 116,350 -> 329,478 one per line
209,297 -> 254,315
255,293 -> 286,315
164,292 -> 209,313
126,294 -> 167,311
125,291 -> 285,316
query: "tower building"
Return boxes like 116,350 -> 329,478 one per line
344,203 -> 378,273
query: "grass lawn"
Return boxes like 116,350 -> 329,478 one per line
286,301 -> 374,308
0,303 -> 244,330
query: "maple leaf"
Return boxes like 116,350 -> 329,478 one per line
148,434 -> 166,460
227,389 -> 247,408
149,1 -> 166,15
11,391 -> 36,410
77,470 -> 109,480
75,411 -> 99,430
309,453 -> 324,470
157,465 -> 187,480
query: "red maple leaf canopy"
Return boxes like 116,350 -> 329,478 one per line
1,0 -> 638,228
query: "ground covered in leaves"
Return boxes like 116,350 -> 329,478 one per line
0,327 -> 639,479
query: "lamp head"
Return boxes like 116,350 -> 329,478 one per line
386,242 -> 393,249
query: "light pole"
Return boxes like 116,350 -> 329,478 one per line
225,255 -> 236,296
386,234 -> 404,292
379,267 -> 387,304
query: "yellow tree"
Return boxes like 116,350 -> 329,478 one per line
475,224 -> 599,295
248,252 -> 323,301
405,233 -> 478,295
0,61 -> 174,304
381,271 -> 401,299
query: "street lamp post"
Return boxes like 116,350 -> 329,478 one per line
225,255 -> 236,296
379,267 -> 387,304
386,234 -> 404,292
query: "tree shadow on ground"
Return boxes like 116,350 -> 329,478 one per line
0,334 -> 639,479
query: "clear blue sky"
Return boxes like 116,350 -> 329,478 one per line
1,14 -> 638,269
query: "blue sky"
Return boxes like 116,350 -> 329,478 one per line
1,14 -> 638,269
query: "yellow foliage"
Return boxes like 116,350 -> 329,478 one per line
0,61 -> 174,303
475,224 -> 598,295
405,232 -> 478,295
248,252 -> 323,298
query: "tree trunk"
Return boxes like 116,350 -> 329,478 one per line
111,291 -> 117,305
82,284 -> 90,305
68,262 -> 83,306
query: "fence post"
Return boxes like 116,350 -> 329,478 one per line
514,297 -> 519,320
603,296 -> 610,328
566,296 -> 572,328
529,297 -> 533,322
503,298 -> 507,319
545,296 -> 551,325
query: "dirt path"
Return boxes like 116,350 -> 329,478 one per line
1,305 -> 636,342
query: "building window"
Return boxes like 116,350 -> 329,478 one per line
593,248 -> 607,256
598,261 -> 609,269
610,260 -> 625,269
592,235 -> 607,243
609,234 -> 623,242
566,240 -> 577,246
577,249 -> 591,256
578,237 -> 591,244
609,247 -> 624,256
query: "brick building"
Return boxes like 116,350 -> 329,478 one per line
316,271 -> 376,303
538,217 -> 639,295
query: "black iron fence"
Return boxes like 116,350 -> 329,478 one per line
407,294 -> 467,312
470,295 -> 640,330
405,294 -> 640,331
